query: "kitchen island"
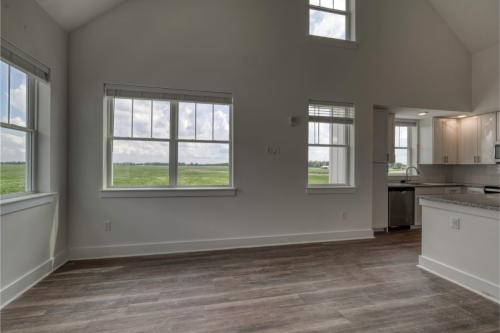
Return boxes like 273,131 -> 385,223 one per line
419,193 -> 500,303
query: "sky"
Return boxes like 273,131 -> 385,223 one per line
1,61 -> 28,163
113,99 -> 230,165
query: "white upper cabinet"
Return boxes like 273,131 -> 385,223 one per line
458,113 -> 497,165
458,116 -> 479,164
478,113 -> 496,164
419,118 -> 458,164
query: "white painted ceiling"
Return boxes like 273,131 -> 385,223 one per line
35,0 -> 126,31
428,0 -> 499,53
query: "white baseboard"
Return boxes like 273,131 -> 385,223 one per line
53,250 -> 69,271
418,255 -> 500,304
70,229 -> 374,260
0,259 -> 53,309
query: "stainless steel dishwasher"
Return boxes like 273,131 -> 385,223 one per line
388,186 -> 415,227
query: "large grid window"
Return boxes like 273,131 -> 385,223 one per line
309,0 -> 354,41
389,122 -> 418,175
0,60 -> 35,196
308,102 -> 355,187
106,90 -> 232,189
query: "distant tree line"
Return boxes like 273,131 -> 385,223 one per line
0,162 -> 26,165
114,162 -> 229,166
308,161 -> 328,168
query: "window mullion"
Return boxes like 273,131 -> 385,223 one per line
170,101 -> 178,187
7,65 -> 11,123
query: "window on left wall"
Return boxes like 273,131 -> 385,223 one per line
0,60 -> 36,197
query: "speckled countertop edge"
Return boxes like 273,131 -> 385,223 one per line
419,194 -> 500,212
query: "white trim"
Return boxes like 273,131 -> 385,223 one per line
0,259 -> 53,309
70,229 -> 374,260
53,250 -> 69,271
307,35 -> 359,49
100,187 -> 237,198
306,186 -> 357,194
418,256 -> 499,304
0,193 -> 56,216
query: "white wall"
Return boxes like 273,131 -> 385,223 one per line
472,45 -> 499,113
67,0 -> 471,258
1,0 -> 68,306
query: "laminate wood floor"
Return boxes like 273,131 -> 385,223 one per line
1,230 -> 499,333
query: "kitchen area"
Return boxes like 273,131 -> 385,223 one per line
373,106 -> 500,303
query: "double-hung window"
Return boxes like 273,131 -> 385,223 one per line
0,60 -> 36,197
389,121 -> 418,175
309,0 -> 355,41
308,102 -> 355,187
105,86 -> 232,189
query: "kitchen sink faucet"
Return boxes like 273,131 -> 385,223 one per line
406,166 -> 421,183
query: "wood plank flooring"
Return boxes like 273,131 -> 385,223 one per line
1,230 -> 499,332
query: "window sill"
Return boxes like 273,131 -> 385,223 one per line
100,187 -> 238,198
308,35 -> 359,49
306,187 -> 357,194
0,193 -> 57,216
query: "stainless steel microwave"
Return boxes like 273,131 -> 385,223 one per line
496,142 -> 500,164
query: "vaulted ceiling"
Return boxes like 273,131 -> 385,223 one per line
35,0 -> 126,31
428,0 -> 499,53
36,0 -> 499,54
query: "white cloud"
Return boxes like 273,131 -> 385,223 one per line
1,129 -> 26,162
309,10 -> 346,39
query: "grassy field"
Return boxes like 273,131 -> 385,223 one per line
308,167 -> 329,185
0,163 -> 26,195
112,164 -> 230,187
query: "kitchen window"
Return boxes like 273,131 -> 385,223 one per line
309,0 -> 356,41
308,102 -> 355,188
104,85 -> 233,190
0,60 -> 36,197
389,121 -> 418,175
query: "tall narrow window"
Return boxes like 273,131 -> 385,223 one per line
309,0 -> 355,41
0,60 -> 36,196
106,87 -> 232,189
389,121 -> 418,175
308,102 -> 355,187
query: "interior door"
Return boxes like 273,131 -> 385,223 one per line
459,117 -> 478,164
479,113 -> 496,164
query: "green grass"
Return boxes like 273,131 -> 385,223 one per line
308,167 -> 329,185
112,164 -> 230,187
0,163 -> 26,195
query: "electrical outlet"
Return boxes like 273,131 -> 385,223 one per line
266,145 -> 280,155
450,218 -> 460,230
104,220 -> 112,232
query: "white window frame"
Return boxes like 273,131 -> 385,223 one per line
388,121 -> 418,176
308,0 -> 356,42
0,60 -> 37,199
103,86 -> 234,192
307,101 -> 355,190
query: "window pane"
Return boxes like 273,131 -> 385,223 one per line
334,0 -> 346,11
114,98 -> 132,137
308,122 -> 317,144
9,66 -> 27,127
214,104 -> 230,141
395,126 -> 408,147
332,123 -> 347,145
308,146 -> 347,185
177,142 -> 230,186
0,128 -> 27,195
309,0 -> 320,6
320,0 -> 333,9
196,103 -> 213,140
395,148 -> 408,166
1,61 -> 8,123
178,102 -> 195,139
133,100 -> 152,138
309,9 -> 346,40
152,101 -> 170,139
112,140 -> 169,187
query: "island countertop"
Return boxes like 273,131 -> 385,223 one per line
420,193 -> 500,211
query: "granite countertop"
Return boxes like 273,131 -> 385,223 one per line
388,182 -> 463,188
420,193 -> 500,211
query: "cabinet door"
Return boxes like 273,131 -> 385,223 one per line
443,119 -> 458,164
432,119 -> 445,164
479,113 -> 496,164
387,113 -> 395,163
459,117 -> 478,164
